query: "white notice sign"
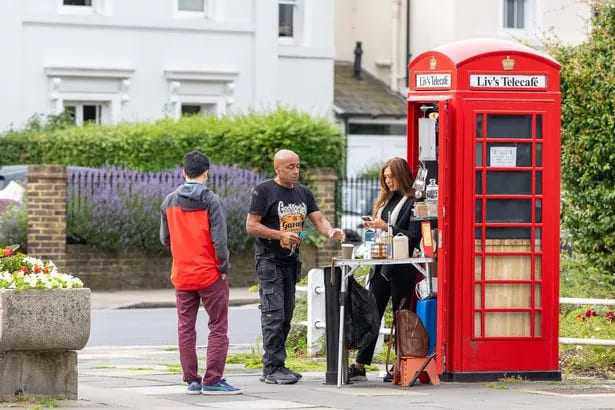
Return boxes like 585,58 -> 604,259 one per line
470,74 -> 547,89
416,73 -> 452,89
490,146 -> 517,167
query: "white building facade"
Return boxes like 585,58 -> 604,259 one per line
0,0 -> 334,130
336,0 -> 593,95
334,0 -> 593,176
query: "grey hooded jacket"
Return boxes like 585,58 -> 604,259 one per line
160,182 -> 230,277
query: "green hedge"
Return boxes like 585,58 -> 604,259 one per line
548,2 -> 615,281
0,108 -> 344,175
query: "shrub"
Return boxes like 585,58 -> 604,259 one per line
0,199 -> 17,215
0,201 -> 27,251
0,108 -> 345,176
547,2 -> 615,279
560,254 -> 615,300
67,165 -> 264,255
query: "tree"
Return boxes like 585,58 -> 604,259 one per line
549,1 -> 615,284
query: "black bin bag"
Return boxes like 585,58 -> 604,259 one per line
344,275 -> 380,350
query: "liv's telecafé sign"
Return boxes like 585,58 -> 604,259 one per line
470,74 -> 547,89
416,73 -> 452,89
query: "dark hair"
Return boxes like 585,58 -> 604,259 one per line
183,150 -> 210,178
372,157 -> 415,215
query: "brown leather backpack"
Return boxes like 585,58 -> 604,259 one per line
385,303 -> 429,378
395,309 -> 429,357
384,299 -> 429,380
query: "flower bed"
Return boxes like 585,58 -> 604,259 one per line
0,246 -> 83,290
67,165 -> 265,255
0,245 -> 89,400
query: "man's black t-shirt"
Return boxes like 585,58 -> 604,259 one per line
249,179 -> 319,263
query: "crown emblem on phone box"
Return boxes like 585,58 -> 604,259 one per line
502,56 -> 515,70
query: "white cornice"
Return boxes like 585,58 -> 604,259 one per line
164,69 -> 239,82
44,66 -> 135,79
23,16 -> 254,35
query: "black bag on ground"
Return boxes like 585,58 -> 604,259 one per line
344,276 -> 380,350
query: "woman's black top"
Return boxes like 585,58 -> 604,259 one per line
380,192 -> 421,250
375,191 -> 423,281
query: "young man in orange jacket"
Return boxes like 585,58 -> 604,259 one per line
160,150 -> 240,395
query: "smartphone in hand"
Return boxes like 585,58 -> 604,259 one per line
361,215 -> 373,222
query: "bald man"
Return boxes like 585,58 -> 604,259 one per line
246,149 -> 344,384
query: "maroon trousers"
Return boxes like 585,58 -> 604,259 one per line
175,276 -> 229,385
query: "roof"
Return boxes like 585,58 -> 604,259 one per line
428,38 -> 560,68
334,62 -> 406,118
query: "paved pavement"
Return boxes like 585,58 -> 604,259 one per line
3,289 -> 614,409
23,344 -> 615,409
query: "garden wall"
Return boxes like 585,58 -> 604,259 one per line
25,165 -> 332,290
64,244 -> 317,290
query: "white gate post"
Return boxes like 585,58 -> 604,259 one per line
306,268 -> 326,357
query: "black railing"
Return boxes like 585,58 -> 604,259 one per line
336,176 -> 380,233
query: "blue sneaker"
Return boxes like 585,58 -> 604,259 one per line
202,379 -> 242,395
186,381 -> 202,395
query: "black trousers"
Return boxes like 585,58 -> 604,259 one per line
256,257 -> 300,374
355,266 -> 419,365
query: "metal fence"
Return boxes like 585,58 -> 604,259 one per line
336,176 -> 380,234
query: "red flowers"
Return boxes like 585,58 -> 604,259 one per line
576,307 -> 615,323
585,308 -> 598,318
2,248 -> 13,257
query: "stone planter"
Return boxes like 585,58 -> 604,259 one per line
0,288 -> 90,400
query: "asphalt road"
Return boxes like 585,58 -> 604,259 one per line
88,305 -> 261,347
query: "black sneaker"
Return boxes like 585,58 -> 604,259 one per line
279,366 -> 302,380
261,368 -> 298,385
259,366 -> 275,383
347,364 -> 367,382
383,371 -> 393,383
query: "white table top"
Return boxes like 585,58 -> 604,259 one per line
331,257 -> 434,267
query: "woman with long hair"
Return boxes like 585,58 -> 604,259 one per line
348,157 -> 423,382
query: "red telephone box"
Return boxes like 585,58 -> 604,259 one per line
407,39 -> 561,380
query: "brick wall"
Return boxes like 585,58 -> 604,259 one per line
307,168 -> 342,266
23,165 -> 322,289
65,246 -> 262,290
27,165 -> 67,270
64,245 -> 172,290
64,245 -> 316,290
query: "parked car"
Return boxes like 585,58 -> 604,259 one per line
0,165 -> 27,190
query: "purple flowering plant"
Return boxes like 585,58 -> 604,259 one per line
67,166 -> 266,254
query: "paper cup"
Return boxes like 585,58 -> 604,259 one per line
341,243 -> 354,259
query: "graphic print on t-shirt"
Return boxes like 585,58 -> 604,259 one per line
278,201 -> 306,249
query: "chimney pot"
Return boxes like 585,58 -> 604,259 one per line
353,41 -> 363,80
